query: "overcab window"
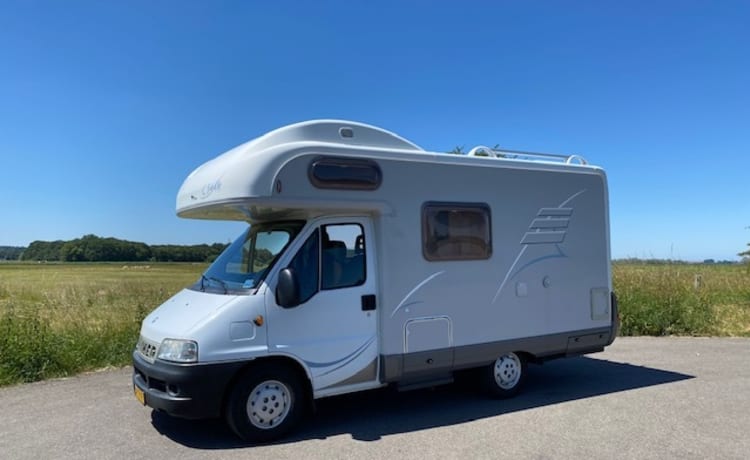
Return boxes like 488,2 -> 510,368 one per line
309,157 -> 382,190
422,203 -> 492,261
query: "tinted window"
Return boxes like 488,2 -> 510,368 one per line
422,203 -> 492,261
309,157 -> 382,190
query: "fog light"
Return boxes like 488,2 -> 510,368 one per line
166,384 -> 179,397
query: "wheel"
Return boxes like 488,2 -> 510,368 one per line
225,364 -> 307,443
482,352 -> 527,398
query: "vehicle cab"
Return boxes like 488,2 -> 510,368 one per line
133,215 -> 381,441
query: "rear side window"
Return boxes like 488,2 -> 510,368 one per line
422,202 -> 492,261
309,157 -> 382,190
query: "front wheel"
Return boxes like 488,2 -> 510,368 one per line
482,352 -> 527,398
225,365 -> 306,443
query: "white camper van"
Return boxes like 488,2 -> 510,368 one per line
133,120 -> 618,442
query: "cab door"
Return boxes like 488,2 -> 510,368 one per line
266,217 -> 379,395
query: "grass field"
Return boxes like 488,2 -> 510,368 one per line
0,262 -> 204,386
614,263 -> 750,336
1,262 -> 749,386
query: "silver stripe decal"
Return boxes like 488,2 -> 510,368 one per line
390,270 -> 446,318
319,358 -> 378,389
529,218 -> 569,229
303,336 -> 375,369
318,336 -> 376,377
492,245 -> 527,303
537,208 -> 572,217
521,231 -> 566,245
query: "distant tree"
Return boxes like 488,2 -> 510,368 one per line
21,235 -> 226,262
740,227 -> 750,261
22,240 -> 65,261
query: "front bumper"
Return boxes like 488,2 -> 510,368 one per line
132,351 -> 245,419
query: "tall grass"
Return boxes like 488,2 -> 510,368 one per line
0,263 -> 203,386
615,263 -> 750,336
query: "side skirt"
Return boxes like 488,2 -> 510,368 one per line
381,326 -> 614,384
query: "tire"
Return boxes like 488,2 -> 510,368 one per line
482,352 -> 527,399
225,364 -> 307,443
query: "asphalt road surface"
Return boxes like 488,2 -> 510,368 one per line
1,337 -> 748,459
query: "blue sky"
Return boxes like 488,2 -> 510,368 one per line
1,1 -> 748,261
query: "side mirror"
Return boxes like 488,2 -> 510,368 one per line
276,268 -> 301,308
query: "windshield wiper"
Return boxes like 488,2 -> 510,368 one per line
200,274 -> 228,294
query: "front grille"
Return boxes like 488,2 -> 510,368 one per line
136,336 -> 159,363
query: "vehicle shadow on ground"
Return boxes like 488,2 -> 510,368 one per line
150,356 -> 693,449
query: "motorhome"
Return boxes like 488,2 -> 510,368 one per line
133,119 -> 618,442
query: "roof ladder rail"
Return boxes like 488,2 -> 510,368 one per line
465,145 -> 588,165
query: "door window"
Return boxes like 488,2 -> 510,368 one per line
321,224 -> 366,290
284,223 -> 367,304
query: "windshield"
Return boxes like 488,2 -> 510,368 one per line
194,220 -> 305,294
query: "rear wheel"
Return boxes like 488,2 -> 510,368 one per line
482,352 -> 527,398
225,364 -> 306,443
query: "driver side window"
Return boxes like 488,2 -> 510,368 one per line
321,224 -> 366,290
285,223 -> 367,304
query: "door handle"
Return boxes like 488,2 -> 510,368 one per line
361,294 -> 376,311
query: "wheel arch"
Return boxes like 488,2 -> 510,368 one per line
514,350 -> 537,364
221,355 -> 313,417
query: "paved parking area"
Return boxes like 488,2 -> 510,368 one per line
1,337 -> 748,459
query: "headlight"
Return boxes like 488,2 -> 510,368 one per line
157,339 -> 198,363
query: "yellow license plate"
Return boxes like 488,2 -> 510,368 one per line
134,386 -> 145,405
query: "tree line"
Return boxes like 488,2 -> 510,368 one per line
12,235 -> 228,262
0,246 -> 25,260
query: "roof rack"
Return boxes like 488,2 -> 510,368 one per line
465,145 -> 588,165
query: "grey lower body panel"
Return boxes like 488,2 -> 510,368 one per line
381,326 -> 615,383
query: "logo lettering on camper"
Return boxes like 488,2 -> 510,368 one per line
200,179 -> 222,199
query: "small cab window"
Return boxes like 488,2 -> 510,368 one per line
422,203 -> 492,261
309,157 -> 382,190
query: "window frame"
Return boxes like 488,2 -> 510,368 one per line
421,202 -> 493,262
